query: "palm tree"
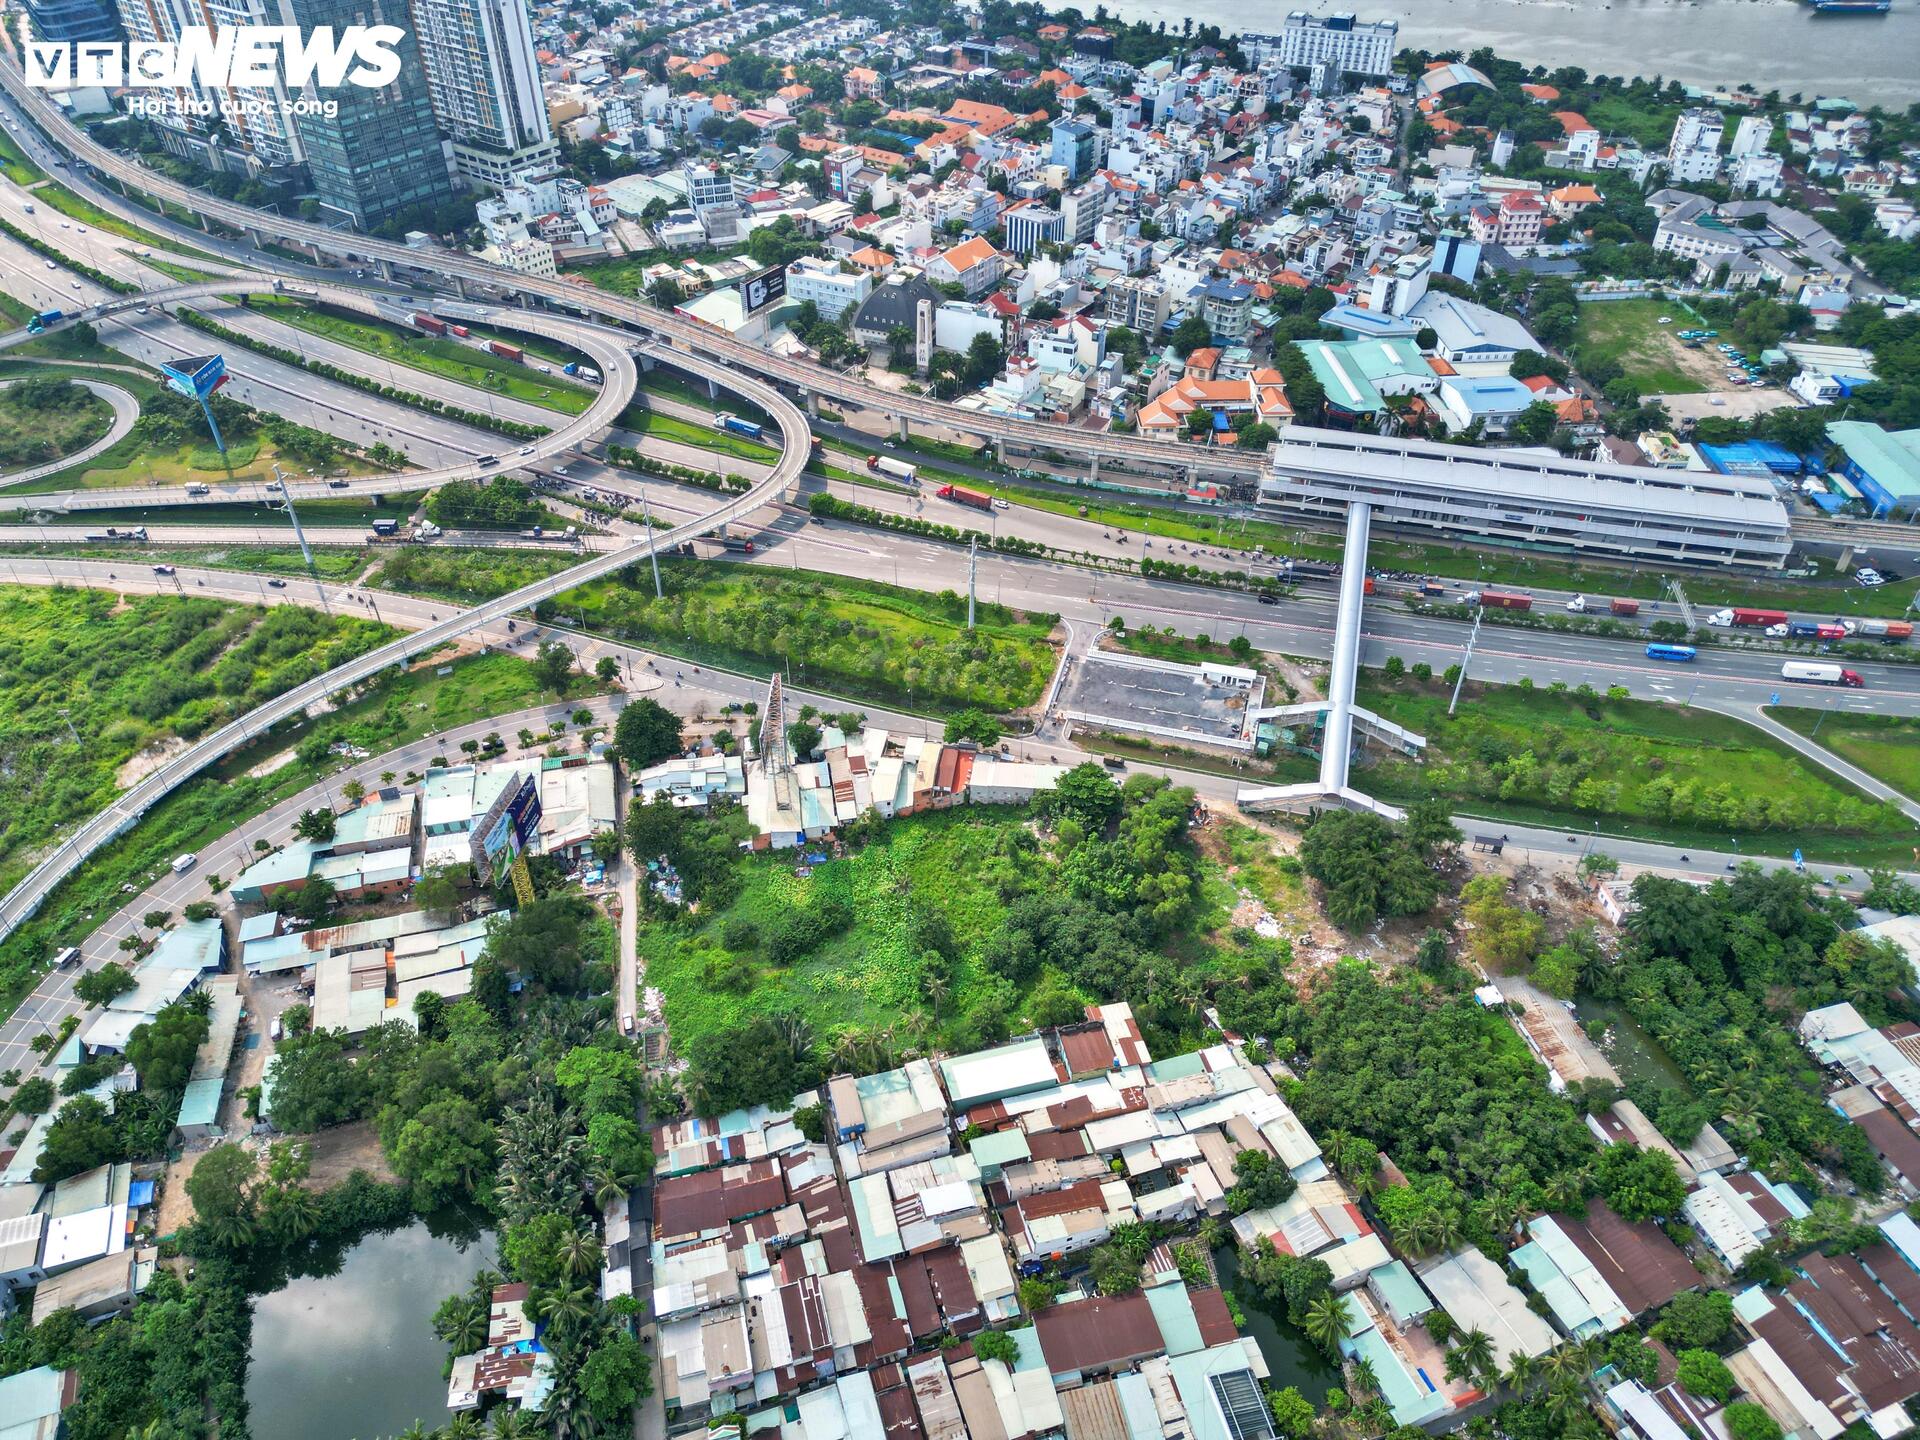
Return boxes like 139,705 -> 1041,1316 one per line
1452,1328 -> 1495,1388
537,1284 -> 596,1337
1503,1350 -> 1540,1394
268,1185 -> 320,1243
1543,1169 -> 1590,1215
556,1227 -> 600,1280
488,1412 -> 536,1439
774,1013 -> 815,1065
1542,1377 -> 1588,1428
1303,1293 -> 1354,1354
439,1416 -> 484,1440
1541,1342 -> 1592,1389
922,968 -> 951,1017
1347,1355 -> 1380,1401
435,1299 -> 487,1354
392,1423 -> 431,1440
591,1165 -> 634,1211
202,1210 -> 255,1250
469,1268 -> 504,1309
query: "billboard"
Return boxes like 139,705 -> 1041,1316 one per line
161,353 -> 227,401
739,265 -> 786,312
472,772 -> 542,882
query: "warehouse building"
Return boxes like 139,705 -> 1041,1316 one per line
1828,421 -> 1920,518
1261,428 -> 1792,568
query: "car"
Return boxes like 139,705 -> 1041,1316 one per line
43,259 -> 54,270
992,498 -> 1010,510
267,578 -> 286,588
1857,570 -> 1886,587
1856,566 -> 1884,582
518,445 -> 534,456
75,226 -> 84,234
69,281 -> 79,290
1658,315 -> 1672,324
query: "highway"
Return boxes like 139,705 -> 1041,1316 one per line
0,318 -> 814,945
0,275 -> 641,510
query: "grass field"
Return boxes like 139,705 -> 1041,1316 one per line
0,648 -> 555,1023
547,561 -> 1059,714
0,378 -> 114,470
0,497 -> 414,529
245,300 -> 597,415
0,127 -> 40,186
1573,298 -> 1706,395
1353,675 -> 1911,861
1768,709 -> 1920,803
0,542 -> 371,580
0,587 -> 391,896
366,546 -> 579,605
621,404 -> 781,463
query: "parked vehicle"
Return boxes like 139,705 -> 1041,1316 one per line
1781,662 -> 1864,687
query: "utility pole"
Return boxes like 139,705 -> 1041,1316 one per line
1448,609 -> 1483,717
274,464 -> 328,612
967,536 -> 977,630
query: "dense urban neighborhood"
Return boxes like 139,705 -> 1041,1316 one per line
0,0 -> 1915,1438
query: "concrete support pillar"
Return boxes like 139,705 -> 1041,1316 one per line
896,415 -> 908,442
1186,465 -> 1198,490
1089,454 -> 1101,482
245,226 -> 266,248
995,437 -> 1006,465
452,274 -> 469,300
376,258 -> 395,283
805,389 -> 820,419
1837,545 -> 1855,572
198,212 -> 211,233
707,375 -> 720,401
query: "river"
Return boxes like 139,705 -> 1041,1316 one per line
247,1215 -> 497,1440
1086,0 -> 1918,110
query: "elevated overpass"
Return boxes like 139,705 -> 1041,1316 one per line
0,275 -> 639,511
0,327 -> 812,945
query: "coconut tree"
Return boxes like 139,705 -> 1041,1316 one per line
439,1415 -> 484,1440
1303,1293 -> 1355,1354
537,1283 -> 596,1339
1451,1328 -> 1495,1388
556,1227 -> 600,1280
434,1298 -> 487,1354
1503,1349 -> 1540,1394
1347,1355 -> 1380,1401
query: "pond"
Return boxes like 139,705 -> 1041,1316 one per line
247,1214 -> 496,1440
1213,1243 -> 1340,1404
1573,995 -> 1691,1095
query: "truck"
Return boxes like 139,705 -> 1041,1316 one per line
1476,590 -> 1533,611
487,340 -> 523,363
1816,623 -> 1847,641
449,324 -> 470,339
371,519 -> 400,536
1609,598 -> 1640,617
1363,577 -> 1376,596
85,527 -> 148,542
412,312 -> 447,336
1782,662 -> 1865,687
26,309 -> 61,333
1730,608 -> 1789,628
1847,619 -> 1915,640
718,535 -> 755,553
417,521 -> 443,539
713,412 -> 764,441
1418,582 -> 1446,598
185,483 -> 210,496
151,564 -> 175,576
937,483 -> 994,511
564,362 -> 602,384
1787,621 -> 1821,639
519,527 -> 545,540
867,454 -> 918,483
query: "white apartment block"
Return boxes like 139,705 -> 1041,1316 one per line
413,0 -> 559,190
1665,108 -> 1724,185
784,257 -> 872,322
1248,12 -> 1398,79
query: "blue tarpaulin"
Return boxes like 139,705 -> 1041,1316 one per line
1699,440 -> 1809,477
1810,491 -> 1848,513
128,1180 -> 156,1208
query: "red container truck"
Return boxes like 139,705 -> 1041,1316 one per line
1609,598 -> 1640,617
1731,608 -> 1789,627
412,312 -> 447,336
488,340 -> 524,362
936,483 -> 993,511
449,324 -> 470,338
1478,591 -> 1533,611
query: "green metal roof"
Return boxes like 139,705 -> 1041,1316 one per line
1831,421 -> 1920,500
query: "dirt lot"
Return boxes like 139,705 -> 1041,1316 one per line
304,1119 -> 396,1188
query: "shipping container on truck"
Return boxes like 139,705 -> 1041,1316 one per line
1787,621 -> 1820,638
718,535 -> 755,553
449,324 -> 470,338
1478,591 -> 1533,611
1731,608 -> 1789,627
487,340 -> 523,362
1418,582 -> 1446,597
412,312 -> 447,336
1609,598 -> 1640,617
936,483 -> 994,510
712,412 -> 764,440
1781,662 -> 1864,687
371,519 -> 400,535
26,309 -> 61,333
1852,620 -> 1914,640
1815,623 -> 1847,641
867,454 -> 918,482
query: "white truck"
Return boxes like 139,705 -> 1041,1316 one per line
866,454 -> 917,483
1781,662 -> 1865,688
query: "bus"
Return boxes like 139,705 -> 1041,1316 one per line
1645,643 -> 1698,663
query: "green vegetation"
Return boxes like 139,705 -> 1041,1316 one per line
6,542 -> 370,580
0,126 -> 39,185
0,648 -> 553,1022
1571,299 -> 1705,395
32,181 -> 223,263
0,377 -> 113,469
367,545 -> 578,605
540,561 -> 1058,714
0,588 -> 389,895
1351,673 -> 1911,862
1768,709 -> 1920,802
621,402 -> 782,462
246,299 -> 597,414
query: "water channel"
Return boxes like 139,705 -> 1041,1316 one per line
246,1215 -> 497,1440
1572,994 -> 1692,1093
1213,1242 -> 1342,1403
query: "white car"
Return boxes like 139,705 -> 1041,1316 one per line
992,498 -> 1010,510
518,445 -> 534,456
1658,315 -> 1672,325
1857,567 -> 1886,586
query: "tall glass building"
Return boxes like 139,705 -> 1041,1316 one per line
23,0 -> 123,42
280,0 -> 456,228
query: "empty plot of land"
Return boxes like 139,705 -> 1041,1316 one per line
1060,650 -> 1263,747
